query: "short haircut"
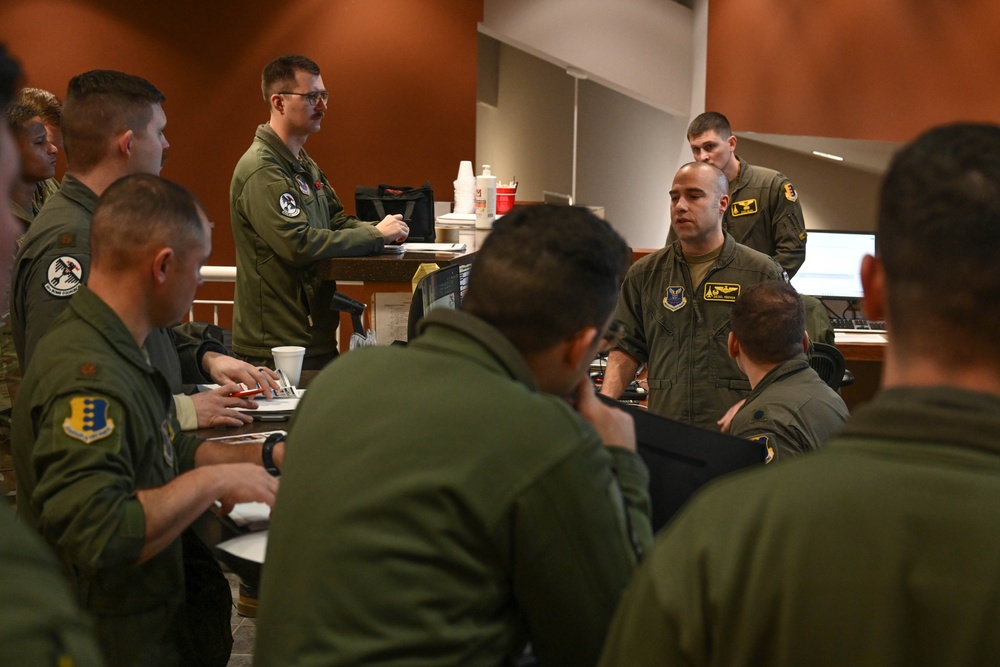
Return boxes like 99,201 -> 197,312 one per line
261,54 -> 320,100
462,205 -> 630,354
16,87 -> 61,126
679,160 -> 729,199
730,280 -> 805,365
0,44 -> 22,111
91,174 -> 205,271
879,123 -> 1000,366
61,70 -> 165,173
687,111 -> 732,140
4,102 -> 37,135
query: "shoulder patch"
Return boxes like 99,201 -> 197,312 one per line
63,397 -> 114,444
160,419 -> 175,467
730,198 -> 758,217
748,434 -> 775,464
663,285 -> 687,311
44,256 -> 84,297
704,282 -> 741,302
278,192 -> 301,217
784,182 -> 798,202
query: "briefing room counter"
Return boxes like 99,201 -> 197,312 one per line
317,249 -> 477,350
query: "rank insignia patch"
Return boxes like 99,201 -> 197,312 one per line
663,286 -> 687,312
784,182 -> 798,202
731,199 -> 758,217
294,174 -> 311,195
751,408 -> 768,422
750,434 -> 774,464
704,282 -> 741,302
278,192 -> 300,217
58,233 -> 75,247
63,397 -> 114,444
44,256 -> 84,298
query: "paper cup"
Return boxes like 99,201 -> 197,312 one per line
496,186 -> 516,214
436,225 -> 460,243
271,346 -> 306,387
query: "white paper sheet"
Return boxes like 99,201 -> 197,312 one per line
217,530 -> 269,564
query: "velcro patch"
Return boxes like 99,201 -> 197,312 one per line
704,282 -> 740,302
749,434 -> 774,464
278,192 -> 300,217
44,256 -> 84,298
663,285 -> 687,312
63,397 -> 115,444
730,199 -> 758,217
784,182 -> 798,202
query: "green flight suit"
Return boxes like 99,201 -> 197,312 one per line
728,354 -> 849,461
255,308 -> 653,667
0,503 -> 105,666
230,124 -> 383,362
599,387 -> 1000,667
614,233 -> 785,430
12,286 -> 209,667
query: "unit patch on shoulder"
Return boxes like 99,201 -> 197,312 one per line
799,230 -> 807,242
784,182 -> 798,202
749,434 -> 775,464
45,256 -> 84,297
704,282 -> 741,302
730,198 -> 758,217
294,174 -> 311,196
63,397 -> 114,444
663,285 -> 687,312
160,419 -> 175,467
278,192 -> 300,217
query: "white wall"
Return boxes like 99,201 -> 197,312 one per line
481,0 -> 694,116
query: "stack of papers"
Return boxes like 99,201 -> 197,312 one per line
381,242 -> 467,255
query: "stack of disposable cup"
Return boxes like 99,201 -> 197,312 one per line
453,160 -> 476,214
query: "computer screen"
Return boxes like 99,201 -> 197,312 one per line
406,261 -> 473,340
790,230 -> 876,300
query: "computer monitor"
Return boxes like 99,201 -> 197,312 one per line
790,230 -> 876,300
406,261 -> 474,340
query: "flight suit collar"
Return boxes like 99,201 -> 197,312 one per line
57,173 -> 100,215
414,308 -> 538,392
255,123 -> 307,170
837,386 -> 1000,456
732,156 -> 752,191
746,354 -> 811,401
67,285 -> 160,380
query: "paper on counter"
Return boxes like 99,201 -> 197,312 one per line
217,530 -> 269,564
228,501 -> 271,528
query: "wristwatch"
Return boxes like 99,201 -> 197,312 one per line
261,432 -> 284,477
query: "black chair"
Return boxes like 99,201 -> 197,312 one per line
810,342 -> 848,391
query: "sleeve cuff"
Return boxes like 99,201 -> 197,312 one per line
173,394 -> 198,431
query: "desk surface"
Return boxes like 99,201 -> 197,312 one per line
835,332 -> 887,362
317,249 -> 476,283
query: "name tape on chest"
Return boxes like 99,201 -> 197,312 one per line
703,282 -> 741,302
45,255 -> 84,298
730,199 -> 758,217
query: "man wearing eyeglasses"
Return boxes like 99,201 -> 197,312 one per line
230,55 -> 409,371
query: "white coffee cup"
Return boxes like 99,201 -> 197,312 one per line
271,346 -> 306,387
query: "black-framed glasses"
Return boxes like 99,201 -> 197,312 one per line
279,90 -> 330,106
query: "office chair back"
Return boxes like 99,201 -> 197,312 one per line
810,342 -> 847,391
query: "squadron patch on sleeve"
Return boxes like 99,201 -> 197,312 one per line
663,286 -> 687,312
294,173 -> 311,195
278,192 -> 301,217
703,283 -> 741,302
784,182 -> 798,202
63,397 -> 114,444
160,419 -> 175,467
749,434 -> 775,464
44,256 -> 84,297
730,199 -> 758,217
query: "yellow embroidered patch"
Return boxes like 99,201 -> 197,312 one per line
750,435 -> 774,463
730,199 -> 758,217
784,182 -> 798,202
63,397 -> 115,444
704,282 -> 741,302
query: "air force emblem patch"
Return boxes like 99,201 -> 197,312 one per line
45,256 -> 84,298
731,199 -> 758,217
279,192 -> 300,217
784,182 -> 798,202
749,434 -> 775,464
663,286 -> 687,312
704,283 -> 741,302
294,174 -> 311,196
63,397 -> 114,444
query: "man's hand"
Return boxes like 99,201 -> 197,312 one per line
717,398 -> 746,434
202,351 -> 281,398
376,214 -> 409,243
212,462 -> 281,515
572,377 -> 636,452
191,384 -> 256,428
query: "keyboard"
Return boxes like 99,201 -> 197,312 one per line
831,317 -> 887,332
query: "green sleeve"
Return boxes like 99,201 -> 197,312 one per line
505,437 -> 651,666
769,177 -> 807,277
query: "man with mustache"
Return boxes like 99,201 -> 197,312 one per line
230,54 -> 409,370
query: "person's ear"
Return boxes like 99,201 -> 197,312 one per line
152,247 -> 174,286
719,192 -> 730,215
728,134 -> 738,153
801,331 -> 810,354
860,254 -> 885,321
727,331 -> 739,360
270,93 -> 285,114
117,129 -> 134,158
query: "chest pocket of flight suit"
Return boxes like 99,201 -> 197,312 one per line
645,303 -> 679,391
709,312 -> 750,391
